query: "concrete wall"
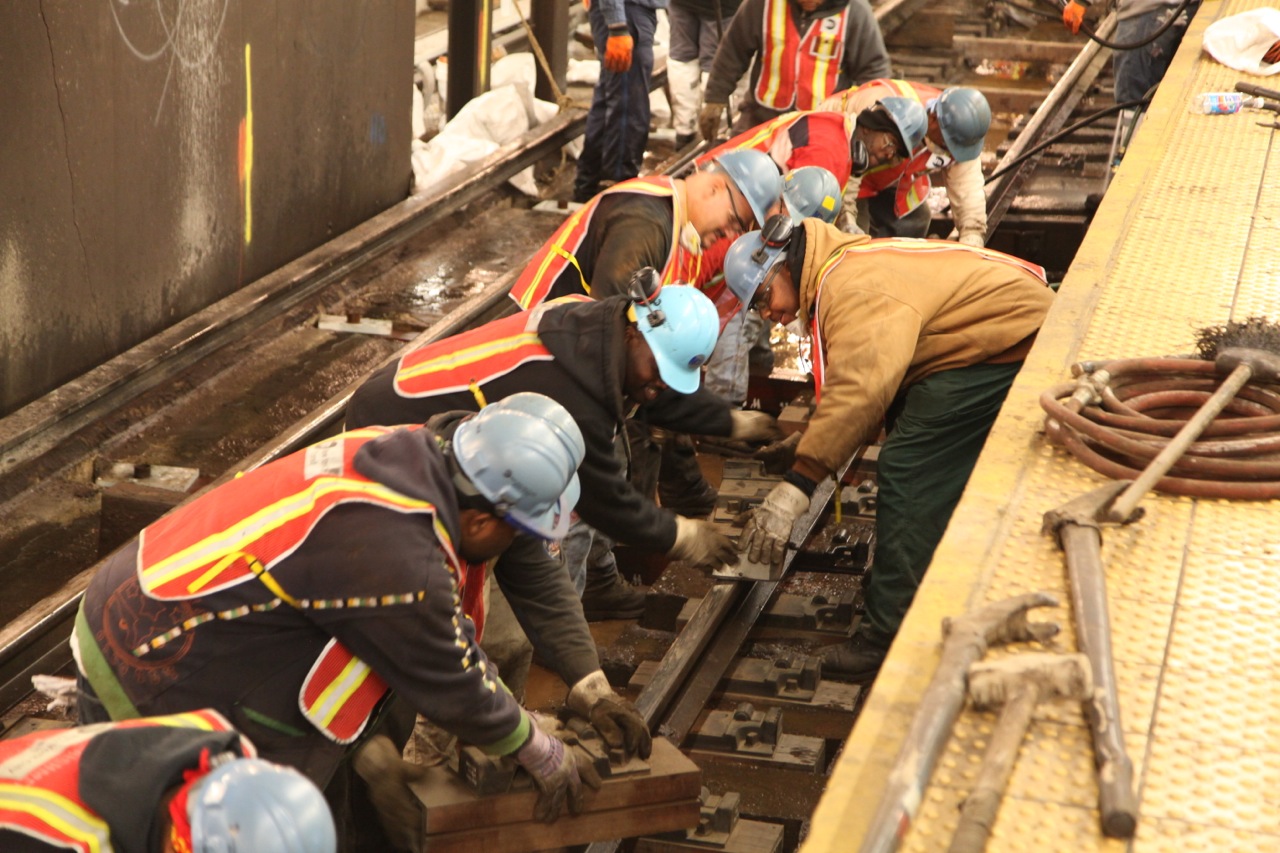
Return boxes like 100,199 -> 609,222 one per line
0,0 -> 413,415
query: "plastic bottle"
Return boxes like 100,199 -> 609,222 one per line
1189,93 -> 1266,114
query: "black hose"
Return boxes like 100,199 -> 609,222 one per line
1000,0 -> 1195,51
985,97 -> 1150,183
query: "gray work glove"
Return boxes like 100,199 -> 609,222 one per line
738,481 -> 810,567
729,410 -> 784,443
515,712 -> 599,822
567,669 -> 653,761
958,231 -> 985,248
754,431 -> 802,475
669,515 -> 738,569
352,734 -> 429,852
699,102 -> 727,142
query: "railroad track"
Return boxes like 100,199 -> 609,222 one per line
0,4 -> 1120,843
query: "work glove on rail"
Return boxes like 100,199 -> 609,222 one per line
604,27 -> 634,73
352,734 -> 429,852
699,102 -> 727,143
729,410 -> 784,443
738,481 -> 810,568
669,516 -> 739,568
754,431 -> 801,475
567,670 -> 653,761
516,712 -> 603,822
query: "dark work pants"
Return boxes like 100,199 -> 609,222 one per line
574,2 -> 657,199
1112,4 -> 1198,104
862,361 -> 1024,640
855,189 -> 934,239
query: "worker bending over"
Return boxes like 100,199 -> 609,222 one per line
698,0 -> 890,140
0,709 -> 335,853
822,79 -> 992,245
724,217 -> 1054,682
74,396 -> 602,848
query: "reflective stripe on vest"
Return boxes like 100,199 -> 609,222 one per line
700,112 -> 804,166
807,240 -> 1047,401
755,0 -> 847,111
0,710 -> 243,853
135,428 -> 461,744
394,296 -> 590,397
509,177 -> 702,310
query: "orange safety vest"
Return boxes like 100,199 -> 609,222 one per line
755,0 -> 848,111
848,79 -> 949,218
0,710 -> 248,853
808,240 -> 1047,401
135,427 -> 479,744
509,177 -> 703,310
700,112 -> 806,166
395,296 -> 591,399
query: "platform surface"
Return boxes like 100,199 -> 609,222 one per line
804,0 -> 1280,850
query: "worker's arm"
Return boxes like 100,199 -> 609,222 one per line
840,0 -> 892,86
586,198 -> 676,299
639,385 -> 735,436
595,0 -> 627,28
703,0 -> 766,104
794,285 -> 921,477
942,158 -> 989,247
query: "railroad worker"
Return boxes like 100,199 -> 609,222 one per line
348,286 -> 765,620
573,0 -> 664,202
667,0 -> 744,149
512,149 -> 782,311
700,109 -> 859,190
723,216 -> 1054,683
697,0 -> 891,142
820,79 -> 992,245
72,396 -> 602,838
0,708 -> 336,853
1061,0 -> 1201,103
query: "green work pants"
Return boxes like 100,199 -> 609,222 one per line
862,361 -> 1024,641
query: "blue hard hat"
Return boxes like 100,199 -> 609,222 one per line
877,96 -> 929,154
782,166 -> 842,224
453,396 -> 585,539
188,758 -> 337,853
713,149 -> 784,229
633,284 -> 719,395
723,214 -> 794,307
932,87 -> 991,163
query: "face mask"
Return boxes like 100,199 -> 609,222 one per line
680,220 -> 702,254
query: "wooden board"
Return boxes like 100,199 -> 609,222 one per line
636,818 -> 785,853
411,737 -> 702,844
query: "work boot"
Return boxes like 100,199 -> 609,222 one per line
675,132 -> 697,149
819,630 -> 892,684
581,571 -> 649,621
658,435 -> 718,517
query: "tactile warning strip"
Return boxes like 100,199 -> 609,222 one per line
805,0 -> 1280,849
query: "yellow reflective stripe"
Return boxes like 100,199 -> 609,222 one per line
398,332 -> 545,382
143,479 -> 433,592
187,551 -> 248,595
149,710 -> 223,731
551,245 -> 589,293
810,28 -> 836,103
468,381 -> 489,408
762,0 -> 787,106
889,79 -> 920,101
247,555 -> 301,607
0,784 -> 109,853
308,655 -> 372,726
739,113 -> 798,151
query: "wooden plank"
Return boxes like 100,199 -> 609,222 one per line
423,799 -> 702,853
636,818 -> 785,853
954,35 -> 1084,64
885,10 -> 953,48
411,737 -> 702,835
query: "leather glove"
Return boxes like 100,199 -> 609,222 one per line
604,31 -> 634,73
754,431 -> 801,475
515,712 -> 584,822
1062,0 -> 1086,33
958,231 -> 985,248
567,670 -> 653,761
730,410 -> 783,443
669,515 -> 738,568
738,481 -> 809,567
699,102 -> 726,142
352,734 -> 428,852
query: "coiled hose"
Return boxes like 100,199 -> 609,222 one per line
1041,357 -> 1280,499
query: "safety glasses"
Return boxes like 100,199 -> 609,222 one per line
727,184 -> 754,234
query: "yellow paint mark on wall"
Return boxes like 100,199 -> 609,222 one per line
243,43 -> 254,245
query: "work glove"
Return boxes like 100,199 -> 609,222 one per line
754,431 -> 802,475
958,231 -> 985,248
699,102 -> 727,142
1062,0 -> 1086,33
352,734 -> 429,852
669,515 -> 739,568
738,481 -> 809,567
730,410 -> 784,443
516,712 -> 589,822
604,29 -> 634,73
567,670 -> 653,761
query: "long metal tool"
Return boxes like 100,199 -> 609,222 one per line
1042,482 -> 1139,838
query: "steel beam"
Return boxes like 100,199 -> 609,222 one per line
446,0 -> 494,119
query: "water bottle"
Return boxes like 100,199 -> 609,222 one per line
1189,93 -> 1266,114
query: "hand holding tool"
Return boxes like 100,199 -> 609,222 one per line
859,592 -> 1062,853
947,654 -> 1092,853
